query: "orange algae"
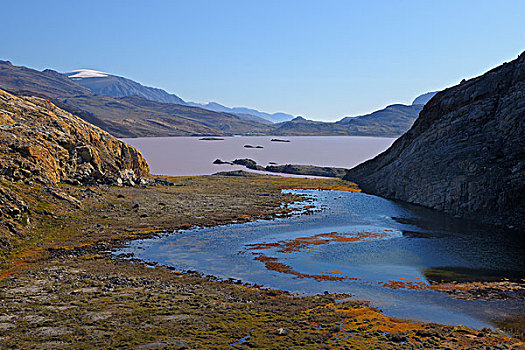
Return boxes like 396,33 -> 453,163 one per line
245,230 -> 397,282
252,254 -> 356,282
245,230 -> 525,302
376,278 -> 525,301
246,230 -> 393,255
303,302 -> 427,341
0,269 -> 14,281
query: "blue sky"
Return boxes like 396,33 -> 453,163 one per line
2,0 -> 524,121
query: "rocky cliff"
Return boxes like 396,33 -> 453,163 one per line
344,52 -> 525,229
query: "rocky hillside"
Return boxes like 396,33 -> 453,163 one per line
0,88 -> 150,259
337,103 -> 423,136
0,89 -> 149,185
344,52 -> 525,229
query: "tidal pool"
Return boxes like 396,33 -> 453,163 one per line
117,189 -> 525,329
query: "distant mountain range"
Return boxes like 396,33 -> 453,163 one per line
64,66 -> 437,136
0,59 -> 438,138
185,101 -> 294,123
0,61 -> 270,137
66,69 -> 294,124
271,102 -> 427,137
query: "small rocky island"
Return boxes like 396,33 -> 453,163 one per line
271,138 -> 291,142
213,158 -> 349,178
199,137 -> 224,141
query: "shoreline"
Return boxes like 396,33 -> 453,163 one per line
0,175 -> 522,348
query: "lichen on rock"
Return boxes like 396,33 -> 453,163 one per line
0,89 -> 149,186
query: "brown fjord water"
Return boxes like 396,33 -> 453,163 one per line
121,136 -> 396,176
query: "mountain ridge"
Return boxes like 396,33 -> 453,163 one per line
272,103 -> 423,137
65,69 -> 186,105
412,91 -> 438,105
0,59 -> 441,138
0,61 -> 271,137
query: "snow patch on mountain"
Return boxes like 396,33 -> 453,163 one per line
66,69 -> 109,78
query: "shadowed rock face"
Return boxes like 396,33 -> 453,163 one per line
344,52 -> 525,229
0,89 -> 149,185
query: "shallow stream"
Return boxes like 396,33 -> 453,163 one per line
117,189 -> 525,329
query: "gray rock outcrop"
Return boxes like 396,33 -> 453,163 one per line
344,52 -> 525,230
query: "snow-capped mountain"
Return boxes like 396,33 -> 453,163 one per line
66,69 -> 109,78
65,69 -> 293,123
64,69 -> 186,105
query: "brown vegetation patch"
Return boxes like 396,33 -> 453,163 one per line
252,253 -> 353,282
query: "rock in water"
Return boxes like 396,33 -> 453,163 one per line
344,52 -> 525,230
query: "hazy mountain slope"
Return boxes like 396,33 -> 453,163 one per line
0,61 -> 271,137
234,113 -> 274,124
344,52 -> 525,229
271,116 -> 348,135
117,96 -> 272,135
412,91 -> 438,105
65,69 -> 186,105
229,107 -> 294,123
337,104 -> 423,136
273,103 -> 423,137
186,101 -> 294,123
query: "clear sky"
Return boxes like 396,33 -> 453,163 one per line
2,0 -> 524,121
